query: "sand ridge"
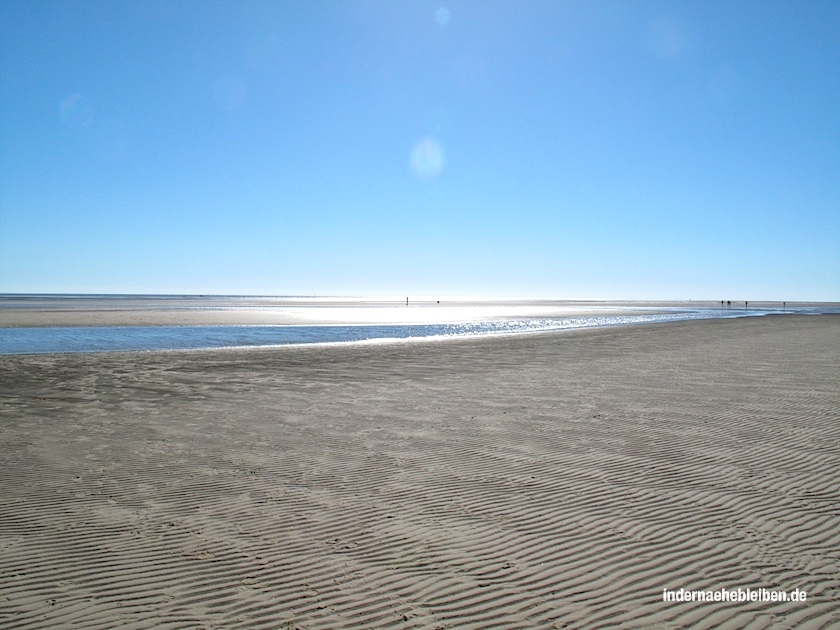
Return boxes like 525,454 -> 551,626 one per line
1,316 -> 839,628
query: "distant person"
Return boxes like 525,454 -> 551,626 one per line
406,297 -> 409,306
727,300 -> 731,307
745,301 -> 748,309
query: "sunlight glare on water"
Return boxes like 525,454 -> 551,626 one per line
0,308 -> 809,355
276,304 -> 640,325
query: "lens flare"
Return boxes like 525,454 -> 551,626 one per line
59,93 -> 94,128
436,7 -> 450,26
410,137 -> 445,181
648,17 -> 688,59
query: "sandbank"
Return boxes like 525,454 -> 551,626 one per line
0,296 -> 758,327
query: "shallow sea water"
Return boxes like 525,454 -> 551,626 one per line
1,306 -> 835,355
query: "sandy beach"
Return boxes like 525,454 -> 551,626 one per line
1,315 -> 838,629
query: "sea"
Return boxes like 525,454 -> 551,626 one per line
0,296 -> 836,355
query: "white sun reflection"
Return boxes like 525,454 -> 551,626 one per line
410,136 -> 445,181
262,303 -> 646,326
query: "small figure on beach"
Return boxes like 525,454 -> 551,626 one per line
406,297 -> 409,306
727,300 -> 731,307
745,301 -> 748,309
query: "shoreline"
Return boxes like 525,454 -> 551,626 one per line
1,310 -> 821,356
2,295 -> 827,328
1,315 -> 838,629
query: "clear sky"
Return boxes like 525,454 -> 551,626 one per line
1,1 -> 838,299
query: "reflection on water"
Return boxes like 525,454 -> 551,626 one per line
1,307 -> 835,355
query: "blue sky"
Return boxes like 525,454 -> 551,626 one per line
1,1 -> 838,299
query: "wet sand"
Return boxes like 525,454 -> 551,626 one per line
0,296 -> 760,327
1,315 -> 839,628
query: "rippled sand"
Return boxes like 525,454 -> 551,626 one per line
1,315 -> 838,629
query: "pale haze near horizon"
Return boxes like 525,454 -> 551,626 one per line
1,1 -> 838,300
